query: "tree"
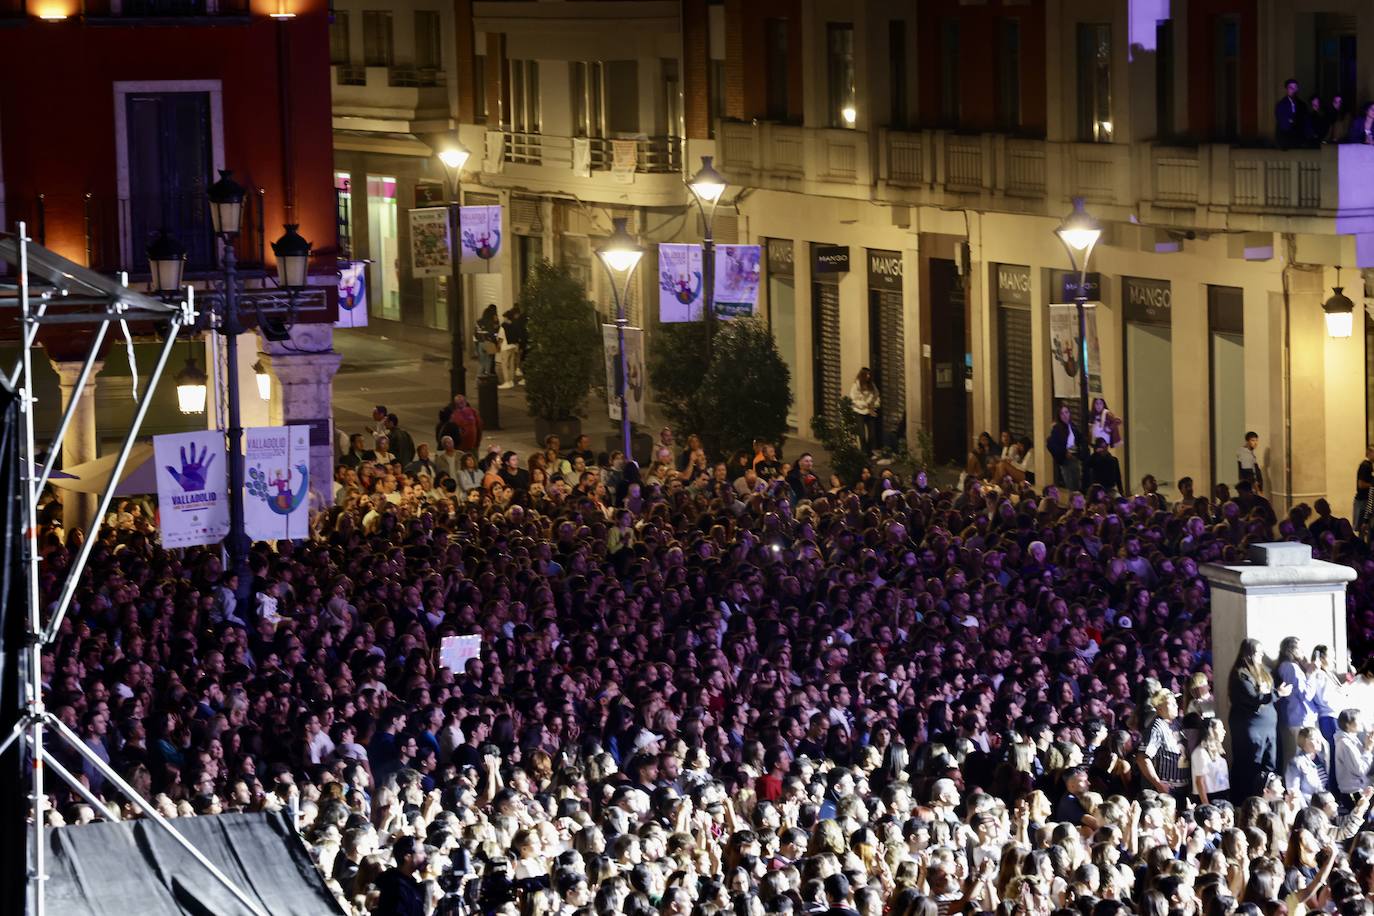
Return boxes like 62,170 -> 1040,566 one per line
520,260 -> 604,421
647,321 -> 710,438
811,397 -> 868,485
696,318 -> 792,457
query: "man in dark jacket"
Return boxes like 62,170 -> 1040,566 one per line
374,836 -> 427,916
1084,438 -> 1124,495
1275,78 -> 1303,147
1046,403 -> 1083,493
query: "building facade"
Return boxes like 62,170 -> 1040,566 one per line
347,0 -> 1374,511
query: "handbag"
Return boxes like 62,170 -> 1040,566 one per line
482,341 -> 499,355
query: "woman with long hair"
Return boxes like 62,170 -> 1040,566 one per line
1191,717 -> 1231,806
1089,397 -> 1123,451
1228,637 -> 1291,798
848,367 -> 882,457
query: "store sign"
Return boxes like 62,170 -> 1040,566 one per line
767,238 -> 794,278
867,249 -> 903,291
997,264 -> 1031,305
813,245 -> 850,274
1123,276 -> 1172,326
1057,271 -> 1101,302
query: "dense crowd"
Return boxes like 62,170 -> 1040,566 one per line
32,397 -> 1374,916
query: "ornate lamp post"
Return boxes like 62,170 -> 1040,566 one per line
596,218 -> 645,460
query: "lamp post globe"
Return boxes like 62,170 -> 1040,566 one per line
146,230 -> 186,295
271,223 -> 313,289
597,218 -> 644,274
438,143 -> 470,173
208,169 -> 247,238
688,155 -> 728,204
175,355 -> 209,415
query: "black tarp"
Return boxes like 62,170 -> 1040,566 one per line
36,810 -> 346,916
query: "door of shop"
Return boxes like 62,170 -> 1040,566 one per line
929,258 -> 967,464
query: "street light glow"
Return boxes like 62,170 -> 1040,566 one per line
175,356 -> 209,415
688,156 -> 727,203
597,218 -> 644,273
842,105 -> 857,125
438,145 -> 470,172
1324,279 -> 1355,339
1056,197 -> 1102,253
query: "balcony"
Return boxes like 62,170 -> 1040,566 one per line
331,66 -> 451,131
388,67 -> 445,89
483,133 -> 685,205
83,0 -> 251,22
716,122 -> 871,199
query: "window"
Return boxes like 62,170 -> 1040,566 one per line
709,59 -> 726,137
662,58 -> 682,138
414,11 -> 441,72
889,21 -> 907,128
572,61 -> 606,138
940,18 -> 961,125
765,18 -> 790,122
1213,16 -> 1240,140
503,60 -> 541,134
125,92 -> 214,271
362,10 -> 393,68
996,18 -> 1021,131
826,23 -> 856,128
474,54 -> 488,124
1156,19 -> 1174,138
1315,14 -> 1357,116
1076,23 -> 1113,142
366,176 -> 400,321
330,11 -> 350,67
335,172 -> 353,261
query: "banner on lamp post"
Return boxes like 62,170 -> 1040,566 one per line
154,430 -> 229,548
409,207 -> 452,278
602,324 -> 646,426
713,244 -> 762,318
244,425 -> 312,542
658,243 -> 704,323
335,261 -> 369,328
1048,304 -> 1103,400
459,205 -> 502,273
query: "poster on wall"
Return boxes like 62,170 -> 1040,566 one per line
408,207 -> 451,278
1049,304 -> 1103,399
153,431 -> 229,548
602,324 -> 646,425
335,261 -> 369,329
459,205 -> 503,273
713,244 -> 762,318
658,243 -> 704,323
244,425 -> 312,542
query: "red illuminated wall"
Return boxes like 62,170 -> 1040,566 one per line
0,0 -> 337,287
1186,0 -> 1260,140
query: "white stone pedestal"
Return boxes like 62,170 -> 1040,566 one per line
261,325 -> 342,509
1202,542 -> 1355,720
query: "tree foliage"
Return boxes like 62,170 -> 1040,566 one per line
520,260 -> 604,421
647,321 -> 710,438
810,397 -> 868,485
696,318 -> 792,457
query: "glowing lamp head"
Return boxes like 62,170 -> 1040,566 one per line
175,356 -> 209,415
438,144 -> 470,172
597,218 -> 644,274
1324,286 -> 1355,338
271,224 -> 313,290
146,231 -> 186,295
207,169 -> 247,237
688,156 -> 727,203
841,105 -> 857,125
1056,197 -> 1102,252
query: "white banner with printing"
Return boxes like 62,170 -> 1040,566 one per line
244,425 -> 312,542
154,430 -> 229,548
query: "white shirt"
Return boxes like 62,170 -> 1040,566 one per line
1237,446 -> 1259,471
1344,677 -> 1374,732
1190,744 -> 1230,795
848,383 -> 880,416
1334,730 -> 1374,794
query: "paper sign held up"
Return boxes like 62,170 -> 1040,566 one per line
440,635 -> 482,673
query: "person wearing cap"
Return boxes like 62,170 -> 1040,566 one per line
373,835 -> 427,916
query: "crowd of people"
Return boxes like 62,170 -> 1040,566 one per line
31,393 -> 1374,916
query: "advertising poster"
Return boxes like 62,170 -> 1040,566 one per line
602,325 -> 646,425
713,244 -> 762,318
154,431 -> 229,548
408,207 -> 451,278
658,243 -> 704,323
335,261 -> 369,329
1049,304 -> 1103,399
244,425 -> 312,542
459,205 -> 503,273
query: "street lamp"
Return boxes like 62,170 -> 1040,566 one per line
687,155 -> 728,357
208,169 -> 247,237
1055,197 -> 1102,462
596,217 -> 644,460
147,230 -> 186,295
271,224 -> 312,290
1324,268 -> 1355,339
175,354 -> 209,415
438,139 -> 471,397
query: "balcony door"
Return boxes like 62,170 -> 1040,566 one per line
125,91 -> 214,271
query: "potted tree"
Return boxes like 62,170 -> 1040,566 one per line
695,317 -> 792,457
520,260 -> 604,446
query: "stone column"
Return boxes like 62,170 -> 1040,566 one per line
260,324 -> 342,509
1203,542 -> 1355,722
49,359 -> 104,533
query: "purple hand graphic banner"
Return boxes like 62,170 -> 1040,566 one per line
154,430 -> 229,548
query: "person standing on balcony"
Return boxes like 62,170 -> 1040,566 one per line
1325,95 -> 1348,143
1275,78 -> 1303,148
848,368 -> 881,457
1347,102 -> 1374,145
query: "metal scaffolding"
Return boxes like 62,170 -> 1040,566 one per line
0,226 -> 269,916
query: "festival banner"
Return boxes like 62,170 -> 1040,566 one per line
1049,304 -> 1103,399
602,325 -> 646,426
408,207 -> 451,278
459,205 -> 503,273
335,261 -> 369,329
713,244 -> 762,318
153,431 -> 229,548
658,243 -> 704,323
244,425 -> 312,542
611,139 -> 637,184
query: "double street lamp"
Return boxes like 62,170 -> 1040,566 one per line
687,156 -> 728,357
1055,197 -> 1103,462
146,168 -> 313,604
596,218 -> 645,461
438,141 -> 471,396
